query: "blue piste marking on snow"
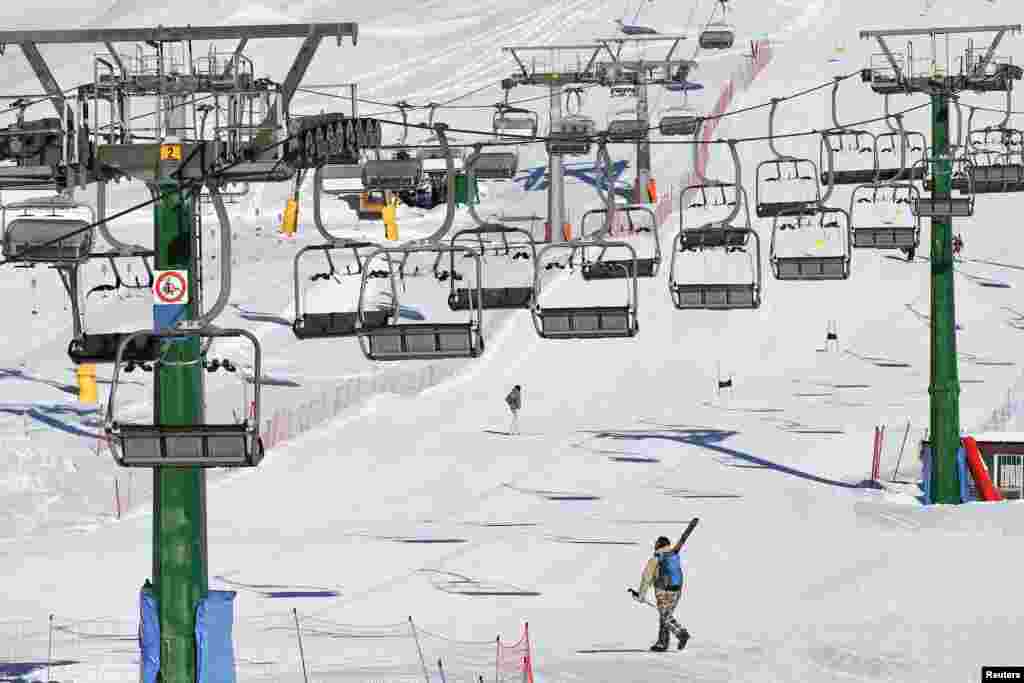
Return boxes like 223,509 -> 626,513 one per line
513,160 -> 630,192
260,590 -> 339,598
0,660 -> 78,677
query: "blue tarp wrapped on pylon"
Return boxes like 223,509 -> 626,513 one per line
197,590 -> 238,683
139,585 -> 160,683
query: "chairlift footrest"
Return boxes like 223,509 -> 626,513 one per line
536,306 -> 637,339
756,202 -> 819,218
363,323 -> 483,360
448,287 -> 533,311
671,284 -> 759,310
68,333 -> 160,364
581,259 -> 658,279
773,257 -> 850,281
110,424 -> 263,468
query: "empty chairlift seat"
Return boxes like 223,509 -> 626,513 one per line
357,245 -> 486,360
292,310 -> 390,339
531,240 -> 640,339
670,226 -> 762,310
3,216 -> 93,263
104,328 -> 265,468
578,206 -> 661,279
849,183 -> 920,250
606,118 -> 649,142
447,225 -> 537,311
769,208 -> 851,281
472,152 -> 519,180
362,159 -> 423,191
755,158 -> 823,218
292,242 -> 395,340
698,24 -> 735,50
547,116 -> 594,156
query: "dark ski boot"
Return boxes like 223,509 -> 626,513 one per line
650,624 -> 669,652
677,628 -> 691,650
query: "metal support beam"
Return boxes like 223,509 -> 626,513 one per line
971,29 -> 1006,76
103,41 -> 127,76
261,31 -> 323,139
548,84 -> 565,243
860,25 -> 1021,38
19,42 -> 64,117
873,35 -> 905,84
222,38 -> 249,78
0,23 -> 358,45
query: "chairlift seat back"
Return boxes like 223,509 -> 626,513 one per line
361,323 -> 483,360
822,169 -> 885,186
671,283 -> 759,310
474,153 -> 519,180
875,167 -> 926,182
4,217 -> 93,263
852,227 -> 918,249
111,424 -> 264,468
547,135 -> 592,156
292,310 -> 390,339
449,286 -> 533,311
362,159 -> 423,191
660,115 -> 700,136
535,305 -> 637,339
68,332 -> 160,364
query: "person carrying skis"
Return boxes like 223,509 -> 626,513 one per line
505,385 -> 522,435
629,518 -> 699,651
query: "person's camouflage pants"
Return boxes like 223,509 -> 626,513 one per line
654,589 -> 685,638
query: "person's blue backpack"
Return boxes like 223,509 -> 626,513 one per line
656,551 -> 683,589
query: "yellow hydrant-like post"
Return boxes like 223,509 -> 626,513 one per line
281,198 -> 299,235
78,363 -> 97,404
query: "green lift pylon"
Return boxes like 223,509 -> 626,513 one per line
153,178 -> 208,681
859,24 -> 1022,503
927,93 -> 962,505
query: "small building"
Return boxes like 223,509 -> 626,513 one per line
968,433 -> 1024,501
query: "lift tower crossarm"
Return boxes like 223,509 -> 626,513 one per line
502,45 -> 605,83
0,23 -> 358,46
859,25 -> 1021,38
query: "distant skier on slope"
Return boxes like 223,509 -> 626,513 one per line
505,384 -> 522,435
629,518 -> 699,651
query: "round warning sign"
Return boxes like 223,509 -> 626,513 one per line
153,270 -> 189,304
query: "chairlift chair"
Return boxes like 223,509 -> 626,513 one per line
547,115 -> 595,156
874,130 -> 927,182
447,224 -> 537,310
849,182 -> 921,249
913,156 -> 975,217
2,195 -> 95,264
356,244 -> 485,360
292,241 -> 394,339
660,103 -> 702,137
493,104 -> 539,140
362,158 -> 424,192
531,238 -> 640,339
756,98 -> 823,217
578,205 -> 661,278
818,129 -> 879,186
769,206 -> 851,281
699,22 -> 735,50
670,185 -> 762,310
104,327 -> 265,467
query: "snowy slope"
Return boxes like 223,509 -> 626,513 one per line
2,0 -> 1024,681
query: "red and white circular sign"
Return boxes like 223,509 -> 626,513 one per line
153,270 -> 189,304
